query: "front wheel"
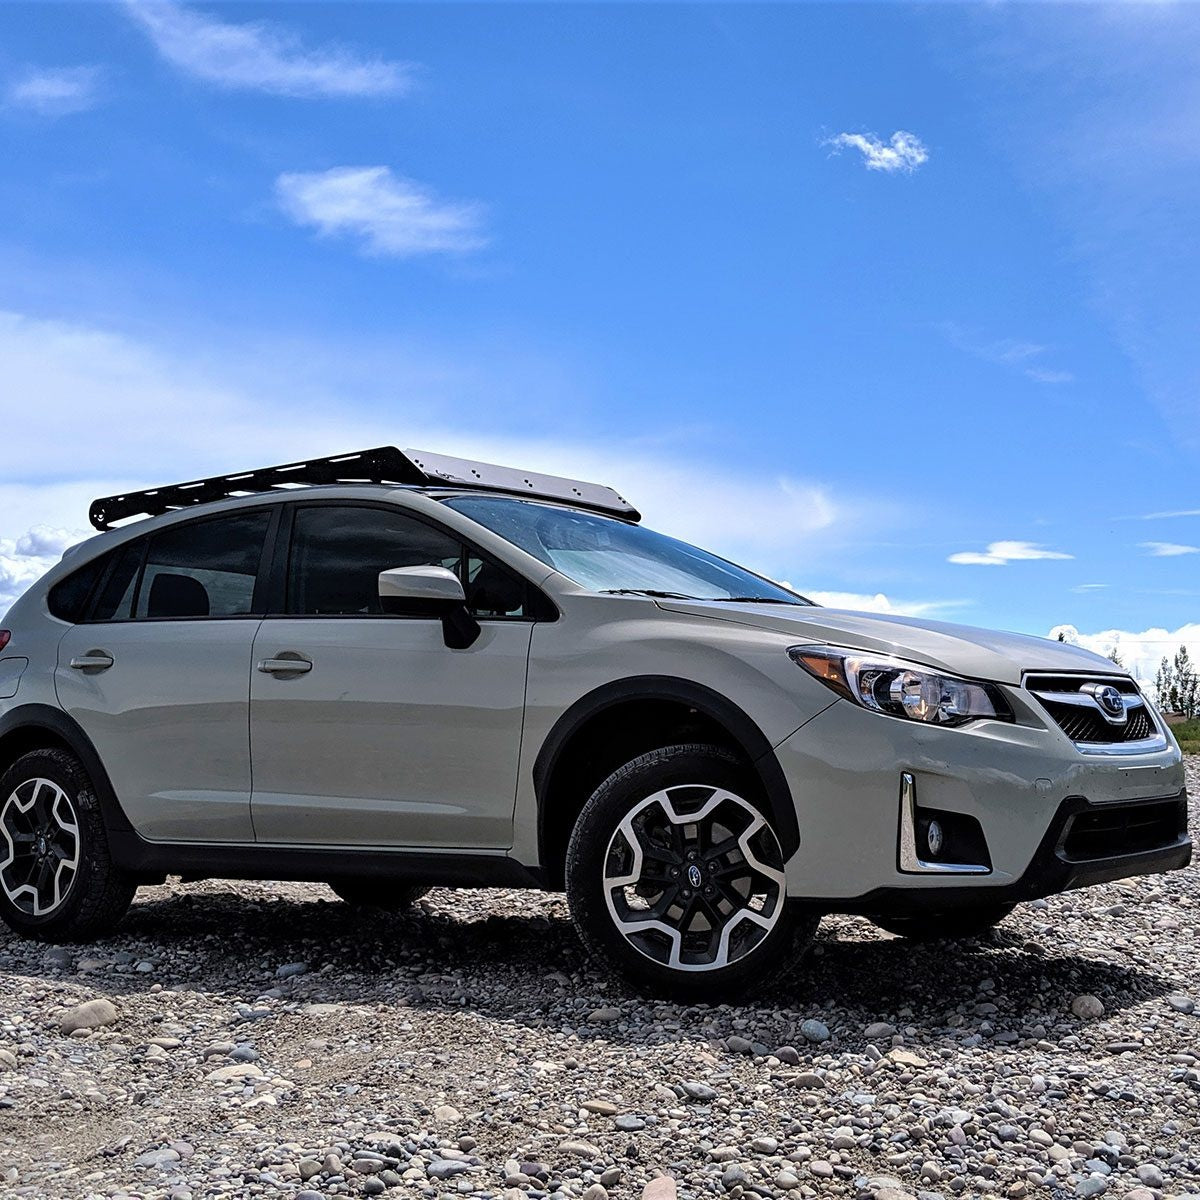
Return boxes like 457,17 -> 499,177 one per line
565,744 -> 818,1001
869,902 -> 1016,941
0,748 -> 136,941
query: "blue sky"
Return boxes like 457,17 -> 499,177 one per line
1,1 -> 1197,680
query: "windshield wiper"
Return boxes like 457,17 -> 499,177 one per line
600,588 -> 699,599
717,596 -> 807,605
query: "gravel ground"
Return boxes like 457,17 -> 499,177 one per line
1,761 -> 1197,1200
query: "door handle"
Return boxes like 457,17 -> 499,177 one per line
257,656 -> 313,675
69,653 -> 114,671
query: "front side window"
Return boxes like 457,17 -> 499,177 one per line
135,511 -> 272,619
287,505 -> 528,618
443,495 -> 812,604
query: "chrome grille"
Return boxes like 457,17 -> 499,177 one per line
1024,673 -> 1164,750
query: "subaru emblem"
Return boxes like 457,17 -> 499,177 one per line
687,864 -> 703,889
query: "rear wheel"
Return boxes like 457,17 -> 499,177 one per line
329,880 -> 430,911
0,748 -> 136,941
565,744 -> 818,1001
870,902 -> 1015,941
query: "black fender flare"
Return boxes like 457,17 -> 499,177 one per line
532,675 -> 800,859
0,704 -> 133,834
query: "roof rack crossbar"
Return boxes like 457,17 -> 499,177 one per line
88,445 -> 640,530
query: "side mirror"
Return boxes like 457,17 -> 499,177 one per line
378,566 -> 480,649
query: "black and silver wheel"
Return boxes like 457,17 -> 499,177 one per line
566,744 -> 818,1000
0,748 -> 135,941
870,902 -> 1015,941
329,880 -> 430,911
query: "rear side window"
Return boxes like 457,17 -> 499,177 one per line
91,542 -> 145,622
47,554 -> 109,623
135,511 -> 272,619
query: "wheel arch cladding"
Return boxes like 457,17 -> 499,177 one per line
0,705 -> 133,835
533,675 -> 800,886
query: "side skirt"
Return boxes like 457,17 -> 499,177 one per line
108,831 -> 546,888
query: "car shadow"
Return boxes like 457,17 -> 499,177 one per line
1,885 -> 1171,1053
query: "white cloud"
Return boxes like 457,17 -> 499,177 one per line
939,324 -> 1073,386
123,1 -> 412,98
1071,582 -> 1109,593
949,540 -> 1074,566
0,310 -> 868,613
802,590 -> 964,618
5,66 -> 103,116
1138,508 -> 1200,520
826,130 -> 928,173
276,167 -> 487,258
1048,623 -> 1200,690
1140,541 -> 1200,557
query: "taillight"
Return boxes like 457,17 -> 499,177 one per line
0,631 -> 9,652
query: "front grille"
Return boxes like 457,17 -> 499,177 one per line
1024,673 -> 1161,746
1061,798 -> 1187,861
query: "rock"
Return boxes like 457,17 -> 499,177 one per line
810,1161 -> 835,1178
1071,994 -> 1105,1020
582,1100 -> 618,1115
206,1063 -> 263,1083
559,1139 -> 601,1157
776,1169 -> 800,1189
889,1049 -> 928,1068
865,1022 -> 897,1039
1167,995 -> 1195,1014
581,1186 -> 609,1200
134,1148 -> 181,1169
775,1044 -> 801,1064
275,961 -> 308,979
614,1114 -> 645,1131
751,1136 -> 778,1154
298,1159 -> 322,1180
433,1103 -> 461,1122
1076,1178 -> 1107,1198
59,999 -> 118,1034
681,1080 -> 718,1101
1135,1166 -> 1164,1188
0,1048 -> 17,1070
642,1180 -> 677,1200
721,1164 -> 748,1191
588,1007 -> 621,1024
795,1071 -> 826,1089
726,1035 -> 754,1054
800,1018 -> 831,1043
427,1160 -> 471,1179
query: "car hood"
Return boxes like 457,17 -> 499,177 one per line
654,600 -> 1121,686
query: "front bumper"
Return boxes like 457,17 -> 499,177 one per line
773,697 -> 1189,904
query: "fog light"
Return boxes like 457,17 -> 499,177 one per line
925,819 -> 944,858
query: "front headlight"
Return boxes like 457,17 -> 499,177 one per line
788,644 -> 1012,727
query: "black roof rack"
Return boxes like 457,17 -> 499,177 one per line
88,446 -> 640,530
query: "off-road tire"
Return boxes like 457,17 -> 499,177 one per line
0,748 -> 136,941
565,743 -> 819,1001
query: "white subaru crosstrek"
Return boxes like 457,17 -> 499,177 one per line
0,448 -> 1189,998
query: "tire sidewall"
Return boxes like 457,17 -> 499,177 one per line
566,744 -> 812,1000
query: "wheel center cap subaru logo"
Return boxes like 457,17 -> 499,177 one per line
1096,685 -> 1124,717
687,864 -> 703,888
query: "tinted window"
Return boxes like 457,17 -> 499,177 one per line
48,553 -> 109,623
287,505 -> 526,618
91,541 -> 145,622
136,511 -> 271,619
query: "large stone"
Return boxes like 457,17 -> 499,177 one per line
1071,995 -> 1105,1020
59,999 -> 118,1034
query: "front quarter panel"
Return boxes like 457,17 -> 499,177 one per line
511,596 -> 835,865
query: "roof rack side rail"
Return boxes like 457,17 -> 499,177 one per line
89,445 -> 640,529
88,447 -> 423,530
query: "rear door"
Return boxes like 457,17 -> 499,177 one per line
55,508 -> 276,842
248,501 -> 533,849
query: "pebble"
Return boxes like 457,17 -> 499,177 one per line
59,998 -> 119,1034
800,1018 -> 831,1043
1071,994 -> 1105,1020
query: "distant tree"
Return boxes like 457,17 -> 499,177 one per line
1154,656 -> 1174,711
1175,645 -> 1198,719
1105,641 -> 1124,668
1056,631 -> 1067,642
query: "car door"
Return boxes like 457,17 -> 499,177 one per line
248,501 -> 534,849
55,507 -> 276,843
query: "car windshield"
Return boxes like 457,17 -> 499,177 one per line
443,495 -> 813,604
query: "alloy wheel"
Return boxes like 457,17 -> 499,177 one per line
602,784 -> 786,972
0,778 -> 81,917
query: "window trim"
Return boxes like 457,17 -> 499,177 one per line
78,505 -> 281,625
268,498 -> 555,623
